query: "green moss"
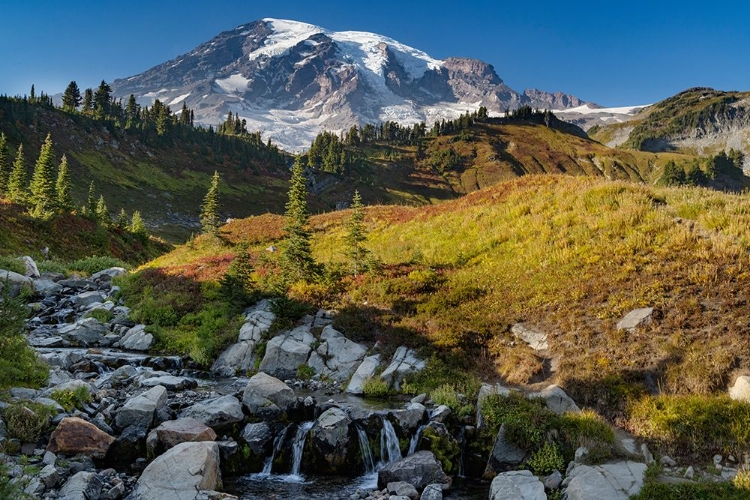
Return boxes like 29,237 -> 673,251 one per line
422,426 -> 461,475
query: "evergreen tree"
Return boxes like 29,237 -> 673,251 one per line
219,241 -> 256,307
55,154 -> 73,212
7,144 -> 27,203
281,156 -> 317,283
28,133 -> 57,216
93,80 -> 112,118
82,88 -> 93,114
115,208 -> 128,228
345,190 -> 370,276
0,133 -> 8,195
200,171 -> 221,235
86,181 -> 97,217
62,81 -> 82,111
129,210 -> 148,241
95,195 -> 111,225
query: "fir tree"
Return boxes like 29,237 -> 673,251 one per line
82,88 -> 93,114
28,133 -> 57,216
85,181 -> 97,217
129,210 -> 148,241
0,133 -> 8,194
93,80 -> 112,119
200,171 -> 220,235
62,81 -> 82,111
7,144 -> 27,203
55,154 -> 73,212
116,208 -> 128,229
95,195 -> 111,225
345,190 -> 370,276
281,156 -> 317,283
219,241 -> 256,307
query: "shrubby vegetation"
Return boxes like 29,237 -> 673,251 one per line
0,285 -> 48,389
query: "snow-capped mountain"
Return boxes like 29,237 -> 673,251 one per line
551,103 -> 651,131
112,18 -> 587,151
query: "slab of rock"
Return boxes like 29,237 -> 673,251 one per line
58,471 -> 104,500
346,354 -> 381,395
484,424 -> 526,475
128,441 -> 221,500
154,418 -> 217,450
490,470 -> 546,500
378,451 -> 451,490
211,341 -> 258,377
529,385 -> 580,414
47,417 -> 115,459
391,403 -> 427,434
141,375 -> 197,391
306,407 -> 356,474
58,317 -> 108,345
729,375 -> 750,403
74,290 -> 107,308
307,326 -> 367,382
511,323 -> 549,351
420,484 -> 443,500
616,307 -> 654,332
388,481 -> 419,499
21,256 -> 40,278
115,385 -> 167,430
258,325 -> 315,379
239,302 -> 275,341
181,395 -> 244,429
115,324 -> 154,351
241,422 -> 273,455
242,372 -> 297,419
563,461 -> 647,500
0,269 -> 32,286
90,267 -> 127,281
33,278 -> 63,295
380,347 -> 426,391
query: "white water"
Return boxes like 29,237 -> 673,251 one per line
261,424 -> 290,475
290,421 -> 314,477
408,424 -> 427,455
380,418 -> 402,465
356,425 -> 376,474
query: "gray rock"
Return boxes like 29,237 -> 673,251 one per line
58,471 -> 104,500
420,484 -> 443,500
489,470 -> 546,500
511,323 -> 549,351
34,278 -> 63,295
660,455 -> 677,467
241,422 -> 273,455
90,267 -> 127,281
238,304 -> 275,341
141,375 -> 197,391
378,451 -> 451,490
430,405 -> 451,424
43,450 -> 57,465
563,461 -> 647,500
74,290 -> 107,308
684,465 -> 694,479
0,269 -> 32,286
616,307 -> 654,332
258,325 -> 315,379
243,372 -> 297,419
391,404 -> 427,434
181,395 -> 244,429
115,324 -> 153,351
307,407 -> 356,474
729,375 -> 750,403
544,469 -> 563,490
115,385 -> 167,430
21,256 -> 40,278
529,385 -> 580,414
111,365 -> 138,382
211,341 -> 258,377
307,326 -> 367,382
387,481 -> 418,499
128,441 -> 222,500
484,424 -> 526,475
346,354 -> 381,395
24,477 -> 45,497
39,463 -> 61,489
58,318 -> 108,345
380,347 -> 425,391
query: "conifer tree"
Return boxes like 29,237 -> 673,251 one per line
7,144 -> 27,203
345,190 -> 370,276
62,81 -> 82,111
82,89 -> 93,114
0,133 -> 8,195
55,154 -> 73,212
129,210 -> 148,241
281,156 -> 317,283
200,171 -> 220,235
86,181 -> 97,217
95,195 -> 111,225
29,133 -> 57,216
116,208 -> 128,229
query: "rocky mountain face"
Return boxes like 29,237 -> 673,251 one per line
111,18 -> 586,151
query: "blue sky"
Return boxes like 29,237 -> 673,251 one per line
1,0 -> 748,106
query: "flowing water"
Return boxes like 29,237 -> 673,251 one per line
290,421 -> 314,477
408,423 -> 427,455
356,425 -> 376,474
380,418 -> 402,465
260,424 -> 291,475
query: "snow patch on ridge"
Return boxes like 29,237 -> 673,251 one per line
169,93 -> 191,106
215,74 -> 251,94
553,103 -> 649,116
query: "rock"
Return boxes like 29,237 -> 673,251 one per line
58,471 -> 104,500
238,303 -> 275,341
181,395 -> 244,429
33,278 -> 63,295
346,354 -> 381,395
242,372 -> 296,419
115,385 -> 168,430
391,403 -> 427,434
306,407 -> 357,475
430,405 -> 451,424
529,385 -> 580,415
484,424 -> 526,475
511,323 -> 548,351
39,463 -> 61,489
641,443 -> 654,464
153,418 -> 217,451
660,455 -> 677,467
90,267 -> 127,281
115,324 -> 154,351
258,325 -> 315,379
380,347 -> 425,391
241,422 -> 273,455
74,290 -> 107,308
620,438 -> 637,455
0,269 -> 32,287
616,307 -> 654,332
141,375 -> 197,391
128,441 -> 221,500
563,461 -> 647,500
58,317 -> 108,345
684,466 -> 694,479
307,326 -> 367,382
378,451 -> 451,491
107,424 -> 147,464
21,256 -> 40,278
43,450 -> 57,465
47,417 -> 115,459
489,470 -> 546,500
211,341 -> 258,377
729,375 -> 750,403
575,446 -> 589,463
387,481 -> 419,499
544,469 -> 563,490
420,484 -> 443,500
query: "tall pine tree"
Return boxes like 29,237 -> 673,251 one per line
85,181 -> 97,217
62,81 -> 82,111
0,133 -> 8,195
200,171 -> 220,235
55,154 -> 73,212
345,190 -> 370,276
29,133 -> 57,216
7,144 -> 27,203
95,195 -> 111,225
280,156 -> 317,283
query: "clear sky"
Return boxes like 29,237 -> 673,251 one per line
1,0 -> 748,106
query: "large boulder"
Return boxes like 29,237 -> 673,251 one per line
127,441 -> 222,500
563,461 -> 647,500
90,267 -> 127,281
0,269 -> 32,287
380,347 -> 425,391
258,325 -> 315,379
529,385 -> 580,415
490,470 -> 546,500
73,290 -> 107,308
729,375 -> 750,403
115,385 -> 168,430
180,395 -> 244,429
305,407 -> 357,475
241,422 -> 273,455
307,326 -> 367,382
378,451 -> 451,490
58,318 -> 108,345
153,418 -> 217,451
484,424 -> 526,475
346,354 -> 381,395
47,417 -> 115,459
211,341 -> 258,377
58,471 -> 103,500
242,372 -> 297,419
115,324 -> 154,351
21,256 -> 40,278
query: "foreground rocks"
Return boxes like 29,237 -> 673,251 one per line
378,451 -> 451,490
563,461 -> 647,500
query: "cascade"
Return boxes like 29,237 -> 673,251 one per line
261,424 -> 290,475
380,417 -> 402,465
290,421 -> 314,477
407,424 -> 427,456
355,425 -> 376,474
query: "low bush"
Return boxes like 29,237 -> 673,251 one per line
67,255 -> 128,275
527,441 -> 565,476
36,259 -> 68,275
734,469 -> 750,492
51,385 -> 91,412
3,402 -> 56,442
480,392 -> 557,450
429,384 -> 474,418
362,377 -> 391,398
297,364 -> 315,381
0,256 -> 25,274
0,287 -> 48,389
85,308 -> 114,323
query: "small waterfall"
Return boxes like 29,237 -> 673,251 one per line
408,424 -> 427,456
261,424 -> 290,475
458,425 -> 466,478
380,418 -> 402,465
356,425 -> 376,474
290,421 -> 314,477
